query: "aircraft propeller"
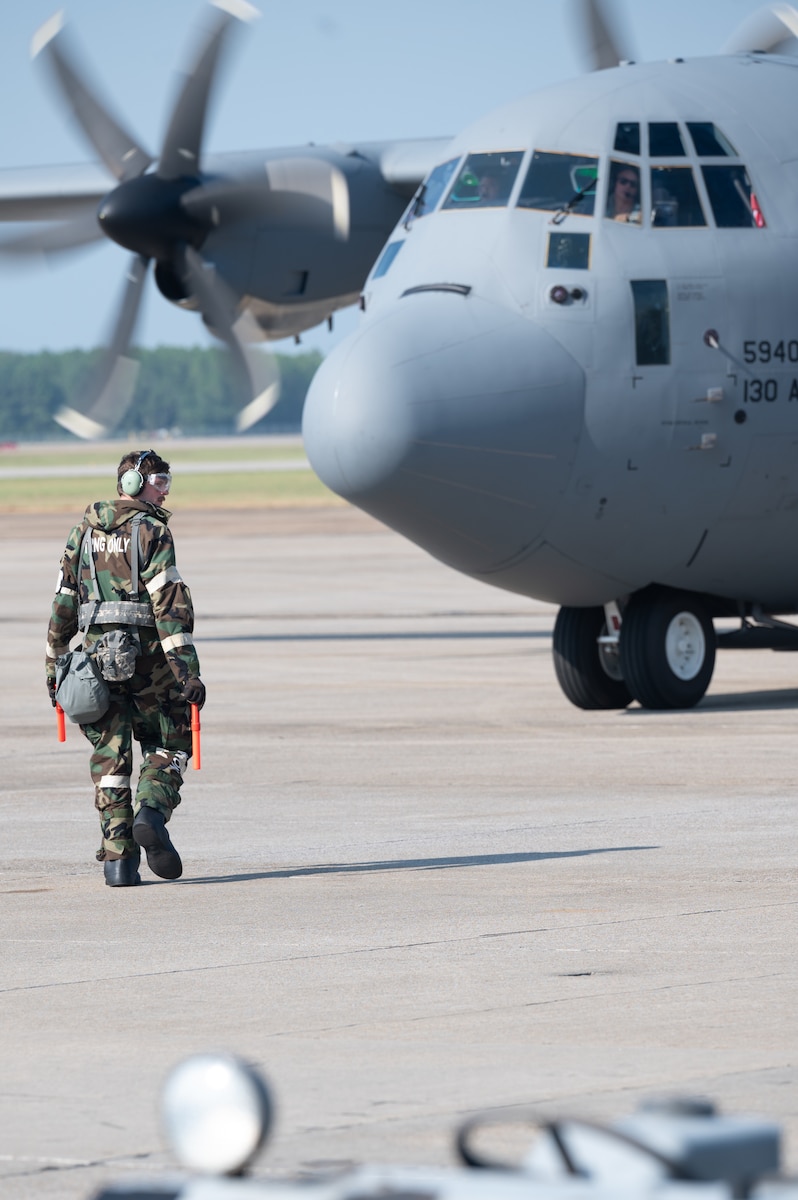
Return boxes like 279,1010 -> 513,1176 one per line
572,0 -> 632,71
721,4 -> 798,53
574,0 -> 798,72
1,0 -> 347,438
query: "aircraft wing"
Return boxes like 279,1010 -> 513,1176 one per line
0,137 -> 453,225
359,137 -> 455,193
0,136 -> 453,436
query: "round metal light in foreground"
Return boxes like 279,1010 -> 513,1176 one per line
161,1054 -> 272,1175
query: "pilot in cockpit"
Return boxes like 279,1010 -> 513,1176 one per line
477,171 -> 502,204
606,163 -> 641,223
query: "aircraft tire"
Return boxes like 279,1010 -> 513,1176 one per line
552,606 -> 633,710
620,591 -> 716,710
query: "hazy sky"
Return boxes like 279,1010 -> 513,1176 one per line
0,0 -> 780,357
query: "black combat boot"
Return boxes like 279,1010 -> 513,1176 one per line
104,849 -> 141,887
133,806 -> 182,879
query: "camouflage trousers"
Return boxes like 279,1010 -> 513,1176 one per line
81,651 -> 192,861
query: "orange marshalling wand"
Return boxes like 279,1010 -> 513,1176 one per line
56,702 -> 66,742
190,703 -> 201,770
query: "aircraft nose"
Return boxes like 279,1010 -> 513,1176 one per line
303,293 -> 585,575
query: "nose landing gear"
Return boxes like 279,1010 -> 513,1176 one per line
553,606 -> 633,710
620,590 -> 716,710
553,591 -> 716,711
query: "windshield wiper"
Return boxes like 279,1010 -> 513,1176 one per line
404,184 -> 427,230
551,178 -> 598,225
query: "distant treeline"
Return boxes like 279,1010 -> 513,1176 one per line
0,347 -> 323,440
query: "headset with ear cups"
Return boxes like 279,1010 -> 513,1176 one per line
120,449 -> 155,497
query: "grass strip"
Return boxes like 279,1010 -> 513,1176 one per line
0,469 -> 342,513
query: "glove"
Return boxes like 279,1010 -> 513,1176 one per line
47,677 -> 58,708
182,678 -> 206,709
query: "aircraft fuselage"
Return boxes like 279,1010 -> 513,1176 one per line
304,54 -> 798,613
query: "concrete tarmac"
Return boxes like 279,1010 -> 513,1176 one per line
1,504 -> 796,1199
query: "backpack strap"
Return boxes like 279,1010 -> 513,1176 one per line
78,525 -> 99,631
129,513 -> 144,600
125,513 -> 146,656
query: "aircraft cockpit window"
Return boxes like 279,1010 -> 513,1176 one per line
372,240 -> 405,279
650,167 -> 706,226
606,162 -> 642,223
547,232 -> 591,269
517,152 -> 599,216
411,158 -> 461,219
701,165 -> 765,227
686,122 -> 737,157
442,151 -> 524,209
648,123 -> 686,157
614,123 -> 640,156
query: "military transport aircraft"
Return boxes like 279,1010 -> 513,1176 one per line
302,1 -> 798,713
4,1 -> 798,712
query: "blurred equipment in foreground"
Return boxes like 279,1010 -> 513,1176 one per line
93,1053 -> 789,1199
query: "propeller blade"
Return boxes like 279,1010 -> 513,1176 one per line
572,0 -> 632,70
180,160 -> 351,240
232,315 -> 282,432
55,355 -> 140,439
31,12 -> 152,182
55,254 -> 148,438
722,4 -> 798,53
0,210 -> 104,260
158,0 -> 259,182
181,244 -> 280,431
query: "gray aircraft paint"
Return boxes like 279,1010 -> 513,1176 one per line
304,54 -> 798,610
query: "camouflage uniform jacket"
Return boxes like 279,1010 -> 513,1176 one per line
46,498 -> 200,689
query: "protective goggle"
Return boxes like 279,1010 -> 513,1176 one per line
146,473 -> 171,488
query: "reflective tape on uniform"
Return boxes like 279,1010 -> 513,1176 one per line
58,584 -> 77,595
99,775 -> 132,789
146,565 -> 182,594
46,640 -> 68,659
161,632 -> 194,653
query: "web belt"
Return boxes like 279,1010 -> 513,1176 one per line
78,600 -> 156,627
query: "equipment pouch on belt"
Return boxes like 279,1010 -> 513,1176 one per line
94,629 -> 139,681
55,648 -> 110,724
